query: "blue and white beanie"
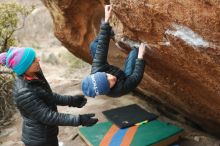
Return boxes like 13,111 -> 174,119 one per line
81,72 -> 110,97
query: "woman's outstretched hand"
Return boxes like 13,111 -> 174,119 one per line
105,5 -> 112,23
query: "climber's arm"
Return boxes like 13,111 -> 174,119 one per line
123,43 -> 147,91
92,5 -> 112,67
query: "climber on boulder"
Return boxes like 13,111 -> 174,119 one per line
81,5 -> 148,97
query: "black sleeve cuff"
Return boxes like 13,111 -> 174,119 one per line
100,22 -> 112,31
136,58 -> 145,64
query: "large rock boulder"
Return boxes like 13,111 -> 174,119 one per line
42,0 -> 220,136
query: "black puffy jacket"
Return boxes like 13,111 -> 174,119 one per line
91,23 -> 145,97
13,71 -> 80,146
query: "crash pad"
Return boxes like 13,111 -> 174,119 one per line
79,120 -> 184,146
102,104 -> 158,128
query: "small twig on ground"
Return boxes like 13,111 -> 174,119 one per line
71,133 -> 79,141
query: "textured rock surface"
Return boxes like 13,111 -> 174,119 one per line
42,0 -> 220,136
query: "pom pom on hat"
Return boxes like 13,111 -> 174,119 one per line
0,52 -> 7,66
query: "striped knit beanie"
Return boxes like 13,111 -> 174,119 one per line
0,47 -> 36,75
81,72 -> 110,97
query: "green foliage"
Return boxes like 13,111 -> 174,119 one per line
0,2 -> 34,127
0,71 -> 15,127
0,2 -> 34,52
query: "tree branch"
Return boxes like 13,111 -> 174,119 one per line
0,71 -> 13,74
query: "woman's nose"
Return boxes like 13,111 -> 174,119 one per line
36,57 -> 40,62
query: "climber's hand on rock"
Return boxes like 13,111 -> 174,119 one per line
138,43 -> 148,59
105,5 -> 112,23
